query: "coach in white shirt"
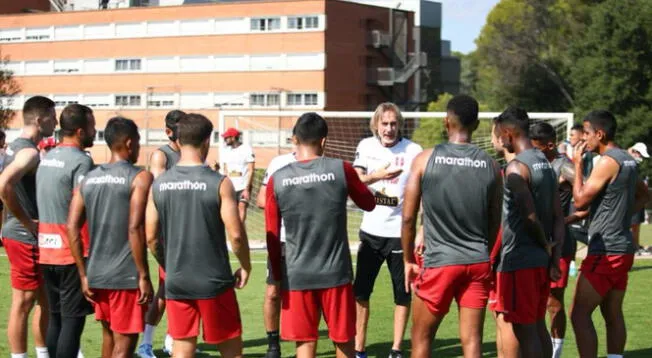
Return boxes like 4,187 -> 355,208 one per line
352,103 -> 423,358
221,127 -> 255,222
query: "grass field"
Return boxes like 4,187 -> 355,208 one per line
1,227 -> 652,357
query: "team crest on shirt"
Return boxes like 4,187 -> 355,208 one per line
374,187 -> 399,207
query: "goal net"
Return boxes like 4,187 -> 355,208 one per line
217,110 -> 574,246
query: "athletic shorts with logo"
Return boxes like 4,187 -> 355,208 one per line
42,263 -> 93,317
354,231 -> 410,305
93,289 -> 146,334
489,267 -> 550,324
281,283 -> 355,343
416,262 -> 491,316
167,288 -> 242,344
580,254 -> 634,297
3,237 -> 42,290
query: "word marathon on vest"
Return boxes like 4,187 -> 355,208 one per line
282,172 -> 336,187
159,180 -> 208,192
434,155 -> 488,168
40,158 -> 66,168
85,175 -> 127,185
532,162 -> 553,171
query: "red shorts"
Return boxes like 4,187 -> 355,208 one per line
415,262 -> 491,316
167,288 -> 242,344
2,238 -> 43,290
93,289 -> 145,334
489,267 -> 549,324
580,254 -> 634,297
281,283 -> 355,343
550,256 -> 573,289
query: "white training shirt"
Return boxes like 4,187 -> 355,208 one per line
222,143 -> 255,191
262,152 -> 296,242
353,137 -> 423,238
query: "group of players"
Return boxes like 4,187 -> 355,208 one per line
0,94 -> 648,358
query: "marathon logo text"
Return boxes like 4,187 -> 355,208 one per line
282,172 -> 336,186
434,156 -> 487,168
532,162 -> 553,171
159,180 -> 207,191
85,175 -> 127,185
40,158 -> 65,168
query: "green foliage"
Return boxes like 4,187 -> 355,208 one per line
0,50 -> 20,128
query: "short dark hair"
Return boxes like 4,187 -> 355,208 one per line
59,104 -> 93,137
530,122 -> 556,142
22,96 -> 55,124
104,116 -> 139,148
293,112 -> 328,144
447,94 -> 479,127
493,106 -> 530,136
177,113 -> 214,147
165,110 -> 185,130
0,129 -> 5,141
571,124 -> 584,132
583,110 -> 616,141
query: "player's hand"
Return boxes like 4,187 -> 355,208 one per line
373,163 -> 403,181
234,267 -> 250,289
81,276 -> 96,304
549,262 -> 562,282
137,276 -> 153,305
241,189 -> 250,201
573,141 -> 587,164
404,262 -> 419,293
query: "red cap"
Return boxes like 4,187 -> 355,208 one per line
221,127 -> 240,138
38,137 -> 56,151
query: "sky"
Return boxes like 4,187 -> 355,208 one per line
438,0 -> 500,54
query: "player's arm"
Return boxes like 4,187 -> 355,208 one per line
148,150 -> 167,179
245,161 -> 255,192
565,208 -> 589,225
256,185 -> 267,208
220,177 -> 251,288
505,160 -> 551,254
129,170 -> 154,304
344,161 -> 376,211
145,186 -> 163,269
487,160 -> 503,253
265,176 -> 282,282
633,179 -> 650,213
401,150 -> 427,265
559,159 -> 576,184
67,187 -> 94,302
573,152 -> 619,210
353,142 -> 401,185
0,148 -> 40,235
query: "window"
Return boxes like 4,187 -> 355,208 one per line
54,60 -> 80,73
250,93 -> 280,107
115,59 -> 141,71
250,17 -> 280,31
287,94 -> 302,106
96,130 -> 105,141
305,93 -> 318,105
0,28 -> 22,42
286,93 -> 318,106
250,94 -> 265,106
115,95 -> 141,106
288,16 -> 319,30
54,100 -> 78,107
147,100 -> 174,107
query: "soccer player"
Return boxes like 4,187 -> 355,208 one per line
0,95 -> 57,358
137,109 -> 185,358
628,142 -> 649,255
402,95 -> 502,358
489,107 -> 564,358
221,127 -> 255,222
352,102 -> 422,358
570,110 -> 650,358
146,113 -> 251,358
68,116 -> 154,358
256,148 -> 296,358
37,104 -> 96,358
565,124 -> 584,160
530,122 -> 588,358
265,112 -> 376,358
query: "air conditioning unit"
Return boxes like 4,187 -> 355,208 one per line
369,30 -> 391,48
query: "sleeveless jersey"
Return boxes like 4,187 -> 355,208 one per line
153,165 -> 233,299
421,143 -> 499,267
2,138 -> 39,244
36,145 -> 94,264
551,155 -> 576,258
587,148 -> 638,255
158,144 -> 180,170
497,149 -> 557,272
81,161 -> 143,289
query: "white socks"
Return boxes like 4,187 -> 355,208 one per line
551,338 -> 563,358
606,355 -> 623,358
78,349 -> 85,358
11,354 -> 27,358
164,333 -> 174,351
35,346 -> 49,358
142,324 -> 156,346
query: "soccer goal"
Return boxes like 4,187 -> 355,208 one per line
217,110 -> 574,245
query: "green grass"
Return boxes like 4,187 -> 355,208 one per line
1,227 -> 652,357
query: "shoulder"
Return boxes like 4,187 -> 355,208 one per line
357,137 -> 378,151
402,138 -> 423,153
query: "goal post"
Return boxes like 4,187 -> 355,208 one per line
217,110 -> 574,244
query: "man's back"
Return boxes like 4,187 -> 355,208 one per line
158,144 -> 180,170
81,160 -> 142,289
421,143 -> 499,267
153,165 -> 233,299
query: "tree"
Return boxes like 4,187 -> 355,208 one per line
0,50 -> 20,128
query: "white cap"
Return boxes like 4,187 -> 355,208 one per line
632,142 -> 649,158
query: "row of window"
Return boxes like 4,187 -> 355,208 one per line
0,15 -> 323,44
3,92 -> 324,110
6,53 -> 325,76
